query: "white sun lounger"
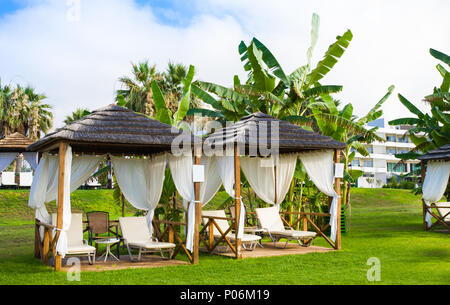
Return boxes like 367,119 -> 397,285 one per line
202,210 -> 261,251
435,202 -> 450,224
19,172 -> 33,187
1,172 -> 16,187
255,207 -> 317,248
52,213 -> 96,264
118,216 -> 175,261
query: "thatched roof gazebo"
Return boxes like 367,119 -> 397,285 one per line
28,104 -> 196,155
202,113 -> 346,257
27,104 -> 202,271
417,144 -> 450,162
205,112 -> 345,153
418,144 -> 450,231
0,133 -> 37,183
0,132 -> 35,152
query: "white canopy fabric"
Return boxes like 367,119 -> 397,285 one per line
298,150 -> 338,242
422,161 -> 450,227
23,152 -> 38,170
239,154 -> 297,237
0,152 -> 18,172
169,154 -> 196,251
28,148 -> 104,256
111,154 -> 167,235
240,154 -> 297,206
214,155 -> 245,238
199,156 -> 223,206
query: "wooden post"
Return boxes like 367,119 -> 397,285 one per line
55,142 -> 67,271
192,146 -> 202,264
421,160 -> 427,230
234,143 -> 242,259
334,149 -> 342,250
42,228 -> 50,265
33,153 -> 43,259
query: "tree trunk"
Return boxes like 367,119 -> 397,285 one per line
15,154 -> 23,185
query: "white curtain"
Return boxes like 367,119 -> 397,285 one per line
28,150 -> 104,256
239,154 -> 297,236
240,154 -> 297,206
0,152 -> 18,172
214,155 -> 246,238
169,154 -> 196,251
23,152 -> 38,170
199,156 -> 222,206
422,161 -> 450,227
111,154 -> 167,235
298,150 -> 339,242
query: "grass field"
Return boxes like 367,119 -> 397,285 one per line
0,188 -> 449,285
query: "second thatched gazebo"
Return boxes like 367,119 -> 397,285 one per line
201,112 -> 346,258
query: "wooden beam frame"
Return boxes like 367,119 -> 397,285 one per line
55,141 -> 68,271
193,146 -> 202,264
334,149 -> 342,250
234,143 -> 242,259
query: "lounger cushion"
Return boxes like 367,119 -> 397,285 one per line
435,202 -> 450,221
67,244 -> 96,254
218,233 -> 261,242
127,240 -> 176,249
255,207 -> 285,231
269,230 -> 317,239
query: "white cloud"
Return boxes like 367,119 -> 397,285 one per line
0,0 -> 449,128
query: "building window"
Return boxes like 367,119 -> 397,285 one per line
387,147 -> 396,155
366,146 -> 373,153
386,135 -> 396,142
351,159 -> 360,167
388,162 -> 406,173
364,160 -> 373,167
397,149 -> 409,154
397,136 -> 409,143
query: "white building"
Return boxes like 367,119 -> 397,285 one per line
349,118 -> 421,188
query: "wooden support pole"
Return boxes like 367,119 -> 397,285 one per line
421,160 -> 427,230
55,142 -> 67,271
192,146 -> 202,264
334,149 -> 342,250
234,143 -> 242,259
43,228 -> 50,265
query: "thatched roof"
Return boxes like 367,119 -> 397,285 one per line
417,144 -> 450,161
204,112 -> 345,155
0,133 -> 35,152
27,104 -> 198,155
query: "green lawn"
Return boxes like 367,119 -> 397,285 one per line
0,188 -> 448,285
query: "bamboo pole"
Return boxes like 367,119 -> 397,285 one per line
334,149 -> 342,250
193,146 -> 202,264
55,141 -> 67,271
234,143 -> 242,259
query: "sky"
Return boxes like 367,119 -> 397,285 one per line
0,0 -> 449,129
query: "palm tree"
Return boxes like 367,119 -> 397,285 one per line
116,61 -> 192,117
64,108 -> 91,125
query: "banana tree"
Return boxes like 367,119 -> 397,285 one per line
389,48 -> 450,159
312,85 -> 395,229
190,13 -> 352,127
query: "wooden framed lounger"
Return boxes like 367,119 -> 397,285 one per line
51,213 -> 96,265
255,207 -> 317,248
119,217 -> 176,261
202,210 -> 261,251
